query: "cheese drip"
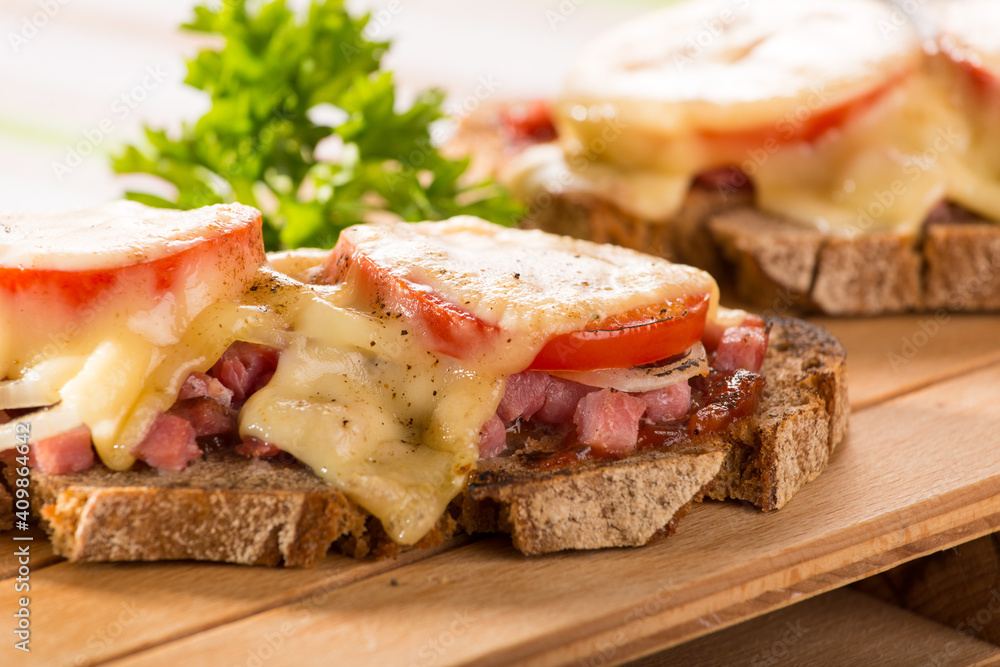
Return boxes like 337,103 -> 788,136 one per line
240,219 -> 718,545
238,269 -> 501,545
0,202 -> 265,468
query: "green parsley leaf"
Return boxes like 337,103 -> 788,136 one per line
112,0 -> 522,251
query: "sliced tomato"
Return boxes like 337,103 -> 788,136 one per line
499,100 -> 557,144
323,242 -> 501,360
0,210 -> 265,342
527,293 -> 710,372
698,76 -> 903,156
325,231 -> 710,370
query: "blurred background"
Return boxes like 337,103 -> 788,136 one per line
0,0 -> 656,210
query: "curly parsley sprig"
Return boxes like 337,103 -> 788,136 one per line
112,0 -> 521,250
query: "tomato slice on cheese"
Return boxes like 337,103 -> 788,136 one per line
322,217 -> 718,371
527,293 -> 709,372
0,201 -> 265,353
0,201 -> 267,469
323,234 -> 502,360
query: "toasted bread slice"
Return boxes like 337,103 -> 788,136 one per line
459,316 -> 848,554
30,452 -> 367,567
11,317 -> 844,565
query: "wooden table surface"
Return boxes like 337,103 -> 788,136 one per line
3,1 -> 1000,665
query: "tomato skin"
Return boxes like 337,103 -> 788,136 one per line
527,293 -> 711,372
499,100 -> 557,144
698,76 -> 903,156
325,233 -> 710,370
0,221 -> 264,313
323,242 -> 501,360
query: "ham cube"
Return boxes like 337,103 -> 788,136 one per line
573,389 -> 646,455
34,425 -> 95,474
714,326 -> 769,373
536,377 -> 598,424
477,414 -> 508,459
639,382 -> 692,423
131,413 -> 202,472
497,371 -> 551,422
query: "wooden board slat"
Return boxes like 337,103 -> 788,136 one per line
629,588 -> 1000,667
809,314 -> 1000,410
854,532 -> 1000,646
94,361 -> 1000,667
0,537 -> 467,667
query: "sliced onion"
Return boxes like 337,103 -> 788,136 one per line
0,404 -> 83,451
549,342 -> 708,393
0,356 -> 87,410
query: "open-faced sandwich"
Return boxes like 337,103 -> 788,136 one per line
452,0 -> 1000,315
0,202 -> 846,565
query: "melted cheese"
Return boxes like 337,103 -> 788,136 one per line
238,270 -> 499,545
341,217 -> 717,338
0,202 -> 266,469
3,207 -> 719,547
0,201 -> 255,271
240,219 -> 718,545
935,0 -> 1000,222
503,0 -> 1000,233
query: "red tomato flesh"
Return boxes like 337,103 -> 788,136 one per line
323,242 -> 502,360
527,293 -> 710,372
325,234 -> 711,371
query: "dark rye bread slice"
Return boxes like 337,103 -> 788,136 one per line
6,323 -> 845,564
23,450 -> 462,567
30,452 -> 368,567
459,317 -> 848,554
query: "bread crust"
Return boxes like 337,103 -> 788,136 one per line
9,315 -> 845,564
30,452 -> 368,567
460,317 -> 848,554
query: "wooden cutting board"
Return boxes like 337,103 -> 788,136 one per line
2,313 -> 999,666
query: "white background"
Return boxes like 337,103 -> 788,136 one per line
0,0 -> 651,210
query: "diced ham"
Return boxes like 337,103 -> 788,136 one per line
235,436 -> 282,458
639,382 -> 692,423
167,398 -> 237,438
714,325 -> 769,373
178,371 -> 234,408
131,413 -> 202,472
535,377 -> 598,424
573,389 -> 646,455
210,342 -> 280,406
497,371 -> 551,422
477,414 -> 508,459
33,425 -> 94,474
